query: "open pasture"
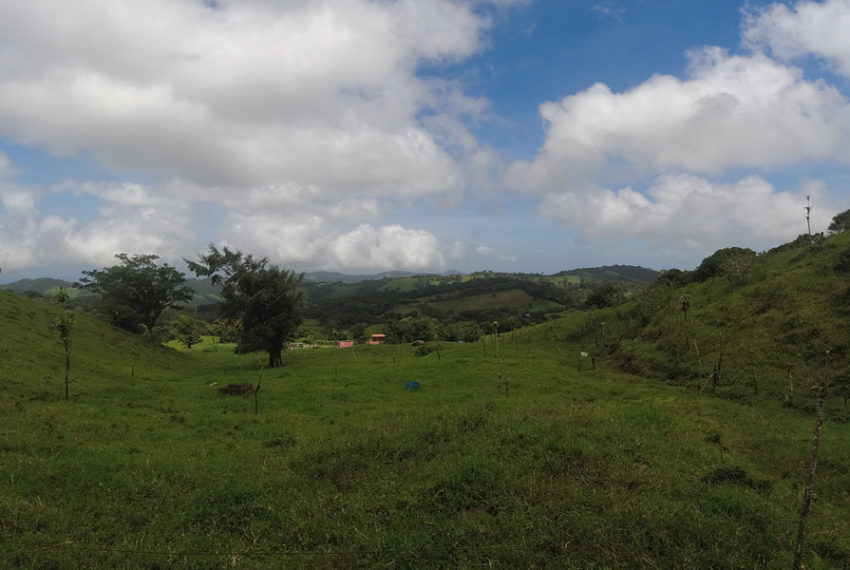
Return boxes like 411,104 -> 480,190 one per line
1,291 -> 849,568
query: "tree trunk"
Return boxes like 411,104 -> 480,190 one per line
268,348 -> 283,368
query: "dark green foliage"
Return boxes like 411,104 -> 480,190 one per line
301,266 -> 658,337
167,314 -> 208,349
655,268 -> 692,287
208,318 -> 242,343
187,245 -> 303,368
828,208 -> 850,235
77,253 -> 194,341
384,315 -> 435,343
440,320 -> 484,343
348,322 -> 369,342
414,344 -> 435,357
585,283 -> 624,309
692,246 -> 757,283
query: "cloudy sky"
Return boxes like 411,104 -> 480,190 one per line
1,0 -> 849,280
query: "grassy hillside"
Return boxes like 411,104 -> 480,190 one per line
0,278 -> 95,301
0,289 -> 194,399
573,231 -> 850,410
1,288 -> 849,568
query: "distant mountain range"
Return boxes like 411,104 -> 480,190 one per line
0,264 -> 661,343
1,266 -> 658,297
0,278 -> 95,299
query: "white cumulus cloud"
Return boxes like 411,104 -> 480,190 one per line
0,180 -> 194,272
0,0 -> 514,273
744,0 -> 850,77
539,174 -> 821,253
0,0 -> 492,194
507,47 -> 850,192
328,224 -> 452,271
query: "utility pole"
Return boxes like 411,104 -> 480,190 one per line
805,195 -> 813,236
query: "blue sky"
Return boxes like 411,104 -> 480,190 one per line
1,0 -> 849,281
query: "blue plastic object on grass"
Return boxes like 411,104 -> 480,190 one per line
405,381 -> 420,390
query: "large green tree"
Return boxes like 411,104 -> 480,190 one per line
828,208 -> 850,235
78,253 -> 194,342
384,315 -> 435,344
187,245 -> 303,368
692,247 -> 757,283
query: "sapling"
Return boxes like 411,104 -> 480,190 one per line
54,312 -> 74,400
703,351 -> 723,394
705,432 -> 728,462
52,288 -> 74,400
679,294 -> 690,321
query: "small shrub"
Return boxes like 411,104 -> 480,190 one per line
415,345 -> 434,357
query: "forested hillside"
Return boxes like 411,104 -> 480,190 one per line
300,265 -> 658,337
3,265 -> 659,343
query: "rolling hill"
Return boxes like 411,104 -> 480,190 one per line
1,243 -> 849,567
2,266 -> 661,337
559,231 -> 850,410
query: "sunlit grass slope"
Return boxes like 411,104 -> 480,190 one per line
549,231 -> 850,410
1,290 -> 849,568
0,290 -> 196,399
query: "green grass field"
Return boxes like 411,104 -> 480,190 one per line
2,288 -> 849,569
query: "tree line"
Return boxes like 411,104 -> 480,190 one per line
76,245 -> 302,368
56,243 -> 658,362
